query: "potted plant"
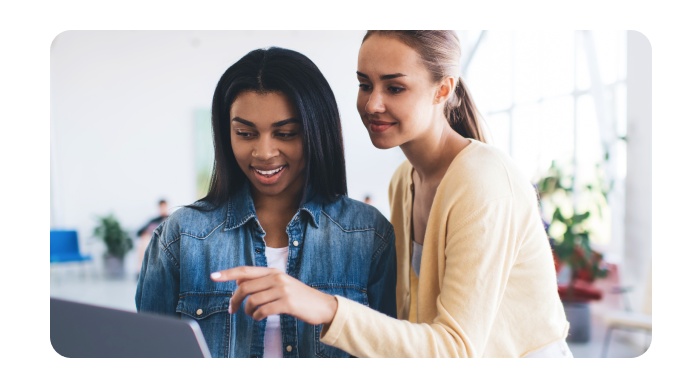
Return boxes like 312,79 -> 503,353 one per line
93,213 -> 133,278
537,161 -> 610,343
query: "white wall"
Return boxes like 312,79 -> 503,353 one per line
50,31 -> 406,261
623,30 -> 652,313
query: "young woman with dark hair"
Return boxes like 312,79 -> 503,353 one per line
216,31 -> 572,358
135,47 -> 397,358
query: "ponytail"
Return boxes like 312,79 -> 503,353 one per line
445,77 -> 486,143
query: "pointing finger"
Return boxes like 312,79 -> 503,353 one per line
211,266 -> 275,282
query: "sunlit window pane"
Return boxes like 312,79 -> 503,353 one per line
538,96 -> 574,173
575,32 -> 591,91
615,82 -> 627,138
576,94 -> 604,183
593,30 -> 627,85
511,103 -> 542,180
541,32 -> 575,98
514,31 -> 574,102
513,31 -> 575,103
513,100 -> 575,180
483,112 -> 510,155
466,31 -> 513,113
458,30 -> 483,54
513,31 -> 544,104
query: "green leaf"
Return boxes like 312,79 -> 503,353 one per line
573,211 -> 590,224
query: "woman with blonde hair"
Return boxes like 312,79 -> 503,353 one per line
214,30 -> 571,358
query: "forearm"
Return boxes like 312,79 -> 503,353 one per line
320,296 -> 474,358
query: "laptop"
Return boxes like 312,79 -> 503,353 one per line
50,297 -> 211,358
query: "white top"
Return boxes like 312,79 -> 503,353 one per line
263,246 -> 289,358
412,240 -> 423,278
522,338 -> 573,358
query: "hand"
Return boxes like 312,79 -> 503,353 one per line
211,266 -> 338,326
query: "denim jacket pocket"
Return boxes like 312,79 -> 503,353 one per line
177,291 -> 234,358
311,284 -> 368,358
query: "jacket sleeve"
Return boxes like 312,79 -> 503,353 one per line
366,226 -> 398,319
320,197 -> 517,357
135,228 -> 181,317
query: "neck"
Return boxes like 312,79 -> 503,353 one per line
250,178 -> 303,215
400,117 -> 470,183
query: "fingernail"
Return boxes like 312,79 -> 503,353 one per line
211,272 -> 221,279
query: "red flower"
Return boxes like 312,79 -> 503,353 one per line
577,269 -> 592,281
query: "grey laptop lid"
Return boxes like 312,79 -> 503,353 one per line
50,297 -> 211,358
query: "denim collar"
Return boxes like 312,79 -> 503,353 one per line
225,180 -> 322,230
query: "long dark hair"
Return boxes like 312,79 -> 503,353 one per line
193,47 -> 347,210
363,30 -> 486,143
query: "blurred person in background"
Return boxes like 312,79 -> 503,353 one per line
136,47 -> 396,358
221,30 -> 571,358
135,199 -> 169,279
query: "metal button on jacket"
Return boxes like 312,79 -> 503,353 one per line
292,241 -> 299,247
196,309 -> 203,315
286,345 -> 292,352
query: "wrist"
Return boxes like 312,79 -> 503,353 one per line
321,294 -> 338,326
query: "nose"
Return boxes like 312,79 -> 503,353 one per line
252,134 -> 278,160
365,90 -> 386,114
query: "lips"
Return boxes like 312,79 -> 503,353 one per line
254,165 -> 285,175
251,165 -> 287,185
368,119 -> 396,133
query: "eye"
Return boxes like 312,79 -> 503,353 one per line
235,131 -> 255,138
358,84 -> 372,91
276,132 -> 298,139
388,86 -> 405,94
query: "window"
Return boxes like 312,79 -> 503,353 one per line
462,30 -> 627,263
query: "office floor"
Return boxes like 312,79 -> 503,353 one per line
50,264 -> 650,358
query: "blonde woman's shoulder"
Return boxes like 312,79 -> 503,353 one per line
441,139 -> 529,204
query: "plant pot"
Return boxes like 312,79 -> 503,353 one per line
563,302 -> 591,343
104,256 -> 125,279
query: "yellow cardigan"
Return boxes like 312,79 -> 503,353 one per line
320,139 -> 569,357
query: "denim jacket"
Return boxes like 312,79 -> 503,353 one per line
135,181 -> 397,358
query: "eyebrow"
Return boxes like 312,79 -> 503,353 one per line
272,118 -> 301,128
231,117 -> 301,128
356,71 -> 407,80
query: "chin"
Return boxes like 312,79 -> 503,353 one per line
368,134 -> 399,150
252,182 -> 286,196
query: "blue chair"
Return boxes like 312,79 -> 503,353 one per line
50,230 -> 92,264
